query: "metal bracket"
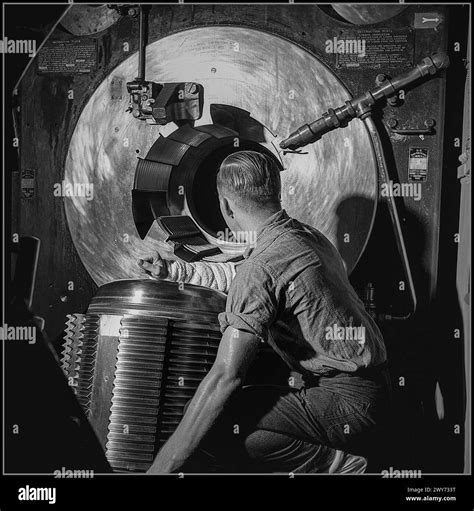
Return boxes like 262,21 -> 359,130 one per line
386,118 -> 436,136
458,151 -> 471,179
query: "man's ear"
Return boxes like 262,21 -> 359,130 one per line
220,196 -> 234,218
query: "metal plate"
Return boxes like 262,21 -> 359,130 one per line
64,26 -> 378,285
60,5 -> 122,36
331,5 -> 407,25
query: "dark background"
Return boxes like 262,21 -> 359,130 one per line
1,1 -> 471,506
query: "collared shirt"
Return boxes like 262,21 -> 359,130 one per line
218,209 -> 387,376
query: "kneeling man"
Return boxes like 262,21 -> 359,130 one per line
142,150 -> 390,474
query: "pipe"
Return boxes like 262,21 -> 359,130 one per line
136,6 -> 148,82
364,115 -> 417,320
280,53 -> 450,151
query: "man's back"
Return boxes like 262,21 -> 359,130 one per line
219,209 -> 387,376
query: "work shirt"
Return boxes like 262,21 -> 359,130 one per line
218,209 -> 387,376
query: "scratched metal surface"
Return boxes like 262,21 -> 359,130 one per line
59,5 -> 122,36
331,4 -> 407,25
64,26 -> 377,286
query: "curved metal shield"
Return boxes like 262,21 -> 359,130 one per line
64,26 -> 378,286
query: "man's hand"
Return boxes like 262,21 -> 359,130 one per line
137,250 -> 168,279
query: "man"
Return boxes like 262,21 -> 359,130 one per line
139,150 -> 390,474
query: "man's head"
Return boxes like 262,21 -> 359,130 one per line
216,151 -> 282,238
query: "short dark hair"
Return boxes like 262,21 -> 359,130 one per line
216,151 -> 281,209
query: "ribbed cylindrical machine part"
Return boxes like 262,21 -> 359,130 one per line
132,122 -> 283,257
61,280 -> 225,472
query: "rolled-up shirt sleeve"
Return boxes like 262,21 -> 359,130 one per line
218,261 -> 278,342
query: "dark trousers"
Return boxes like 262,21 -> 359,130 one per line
181,365 -> 392,473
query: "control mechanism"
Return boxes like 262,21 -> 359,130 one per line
126,80 -> 204,125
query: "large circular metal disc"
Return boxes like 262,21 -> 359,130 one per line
65,26 -> 377,286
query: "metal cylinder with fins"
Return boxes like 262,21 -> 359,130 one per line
61,279 -> 225,472
60,279 -> 368,474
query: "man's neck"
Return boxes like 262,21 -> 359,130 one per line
238,207 -> 282,238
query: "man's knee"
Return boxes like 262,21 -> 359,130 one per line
244,430 -> 300,461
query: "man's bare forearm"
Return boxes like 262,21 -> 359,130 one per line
147,327 -> 260,473
147,367 -> 242,473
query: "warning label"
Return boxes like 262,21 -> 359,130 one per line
21,169 -> 35,198
335,27 -> 414,69
37,39 -> 97,74
408,147 -> 429,182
